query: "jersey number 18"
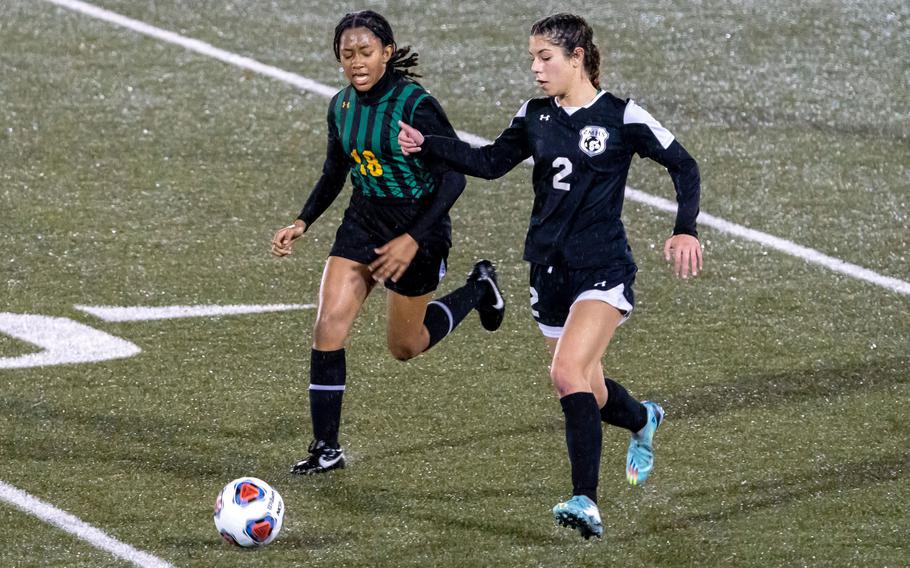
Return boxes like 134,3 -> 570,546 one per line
352,149 -> 384,177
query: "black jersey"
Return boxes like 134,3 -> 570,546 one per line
422,91 -> 700,269
298,71 -> 465,248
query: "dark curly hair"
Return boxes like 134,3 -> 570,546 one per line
530,13 -> 601,89
332,10 -> 421,79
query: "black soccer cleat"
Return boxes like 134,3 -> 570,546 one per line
290,440 -> 346,475
467,260 -> 505,332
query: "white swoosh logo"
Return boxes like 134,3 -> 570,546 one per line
318,454 -> 342,468
485,278 -> 505,310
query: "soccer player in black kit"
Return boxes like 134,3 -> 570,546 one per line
399,13 -> 702,539
271,11 -> 505,476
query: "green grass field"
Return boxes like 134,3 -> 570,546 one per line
1,1 -> 908,566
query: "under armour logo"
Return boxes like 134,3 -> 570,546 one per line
540,114 -> 550,121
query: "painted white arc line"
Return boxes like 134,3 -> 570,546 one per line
0,305 -> 316,368
43,0 -> 910,296
75,303 -> 316,322
0,313 -> 141,369
0,481 -> 175,568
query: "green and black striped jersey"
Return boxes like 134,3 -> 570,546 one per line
298,71 -> 465,244
330,79 -> 437,199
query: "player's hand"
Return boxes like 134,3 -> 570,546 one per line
664,234 -> 703,279
369,233 -> 418,283
271,220 -> 306,257
397,121 -> 424,156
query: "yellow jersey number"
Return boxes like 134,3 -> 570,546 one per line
351,149 -> 383,177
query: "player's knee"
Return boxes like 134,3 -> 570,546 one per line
388,340 -> 422,361
550,358 -> 586,396
313,312 -> 351,346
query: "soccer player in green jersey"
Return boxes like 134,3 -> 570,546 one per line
271,11 -> 505,475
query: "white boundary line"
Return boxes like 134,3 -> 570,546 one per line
627,189 -> 910,295
43,0 -> 910,297
75,303 -> 316,322
0,480 -> 175,568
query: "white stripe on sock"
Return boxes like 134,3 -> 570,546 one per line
427,300 -> 455,335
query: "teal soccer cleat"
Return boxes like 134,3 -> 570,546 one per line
552,495 -> 604,539
626,401 -> 665,486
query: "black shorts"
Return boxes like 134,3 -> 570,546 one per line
329,195 -> 450,297
529,262 -> 637,338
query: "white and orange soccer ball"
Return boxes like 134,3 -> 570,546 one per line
213,477 -> 285,547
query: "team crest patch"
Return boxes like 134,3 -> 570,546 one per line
579,126 -> 609,157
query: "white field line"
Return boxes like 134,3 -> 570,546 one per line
45,0 -> 910,296
0,313 -> 141,369
0,481 -> 175,568
627,189 -> 910,295
75,303 -> 316,322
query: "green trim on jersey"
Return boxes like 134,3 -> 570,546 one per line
409,93 -> 430,123
406,92 -> 434,197
339,89 -> 355,156
332,82 -> 437,200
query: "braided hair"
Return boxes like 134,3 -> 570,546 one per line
332,10 -> 421,79
530,14 -> 601,90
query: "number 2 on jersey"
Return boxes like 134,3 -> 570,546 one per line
552,157 -> 572,191
351,149 -> 383,177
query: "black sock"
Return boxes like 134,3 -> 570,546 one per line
309,348 -> 346,448
600,377 -> 648,432
560,392 -> 602,503
423,282 -> 484,350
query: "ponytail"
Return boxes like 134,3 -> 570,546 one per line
388,46 -> 421,79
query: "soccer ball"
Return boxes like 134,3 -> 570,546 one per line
213,477 -> 285,547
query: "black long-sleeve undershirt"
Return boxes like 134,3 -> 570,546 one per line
296,112 -> 347,228
400,99 -> 466,242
